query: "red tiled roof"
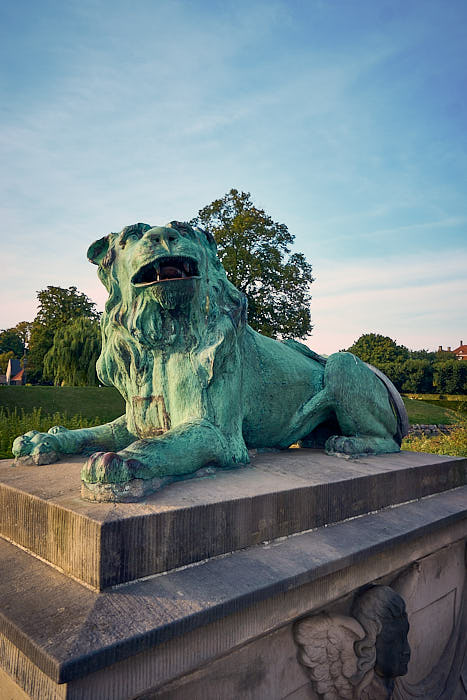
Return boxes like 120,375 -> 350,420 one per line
11,369 -> 24,381
453,345 -> 467,354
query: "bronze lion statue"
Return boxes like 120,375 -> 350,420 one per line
13,221 -> 408,501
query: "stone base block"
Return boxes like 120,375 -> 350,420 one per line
1,450 -> 464,589
0,450 -> 466,698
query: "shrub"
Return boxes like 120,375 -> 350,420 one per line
402,423 -> 467,457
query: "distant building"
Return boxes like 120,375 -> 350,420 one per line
5,358 -> 25,385
452,341 -> 467,361
0,374 -> 6,385
438,341 -> 467,360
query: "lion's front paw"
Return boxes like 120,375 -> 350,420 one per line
80,451 -> 172,502
12,430 -> 39,457
81,451 -> 133,484
13,431 -> 61,465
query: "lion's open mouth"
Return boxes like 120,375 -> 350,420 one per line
132,256 -> 199,287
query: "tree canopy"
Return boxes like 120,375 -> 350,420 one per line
0,327 -> 25,357
345,333 -> 409,365
34,286 -> 99,329
345,333 -> 467,394
0,351 -> 15,374
44,317 -> 101,386
28,286 -> 100,383
191,189 -> 313,339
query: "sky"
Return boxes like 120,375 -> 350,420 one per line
1,0 -> 466,355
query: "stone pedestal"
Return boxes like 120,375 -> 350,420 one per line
0,449 -> 466,699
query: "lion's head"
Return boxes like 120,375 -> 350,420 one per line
88,221 -> 247,397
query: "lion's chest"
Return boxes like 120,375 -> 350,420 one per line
125,355 -> 205,438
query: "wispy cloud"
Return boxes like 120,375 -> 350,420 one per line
310,248 -> 467,354
1,0 -> 466,357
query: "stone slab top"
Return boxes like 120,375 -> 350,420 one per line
0,486 -> 466,686
0,450 -> 465,589
1,450 -> 463,520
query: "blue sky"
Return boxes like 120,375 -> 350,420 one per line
1,0 -> 466,354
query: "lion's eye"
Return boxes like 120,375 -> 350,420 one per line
120,232 -> 141,248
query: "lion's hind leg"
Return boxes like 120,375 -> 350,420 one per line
325,435 -> 399,457
298,414 -> 341,449
323,352 -> 400,457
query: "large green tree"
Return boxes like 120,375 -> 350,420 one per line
44,317 -> 101,386
13,321 -> 32,349
28,286 -> 99,383
191,189 -> 313,338
0,327 -> 24,357
34,286 -> 99,328
346,333 -> 409,365
0,351 -> 15,374
434,361 -> 467,394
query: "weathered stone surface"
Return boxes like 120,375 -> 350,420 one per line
392,542 -> 467,698
408,424 -> 457,438
144,542 -> 467,700
0,486 -> 465,692
295,586 -> 410,699
1,450 -> 465,589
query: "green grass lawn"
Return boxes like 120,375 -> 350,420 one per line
414,398 -> 467,416
0,386 -> 124,423
0,387 -> 462,428
0,387 -> 464,459
401,397 -> 461,425
0,386 -> 125,459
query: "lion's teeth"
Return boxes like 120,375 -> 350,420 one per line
183,262 -> 190,274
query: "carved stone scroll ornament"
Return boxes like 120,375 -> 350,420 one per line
294,585 -> 411,700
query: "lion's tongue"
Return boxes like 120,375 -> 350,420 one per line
159,264 -> 186,280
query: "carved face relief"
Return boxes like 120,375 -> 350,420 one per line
375,611 -> 410,678
294,585 -> 411,700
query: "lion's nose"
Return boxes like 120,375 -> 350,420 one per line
146,228 -> 179,252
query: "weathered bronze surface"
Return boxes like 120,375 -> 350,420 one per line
13,221 -> 408,501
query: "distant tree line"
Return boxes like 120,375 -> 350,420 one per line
346,333 -> 467,395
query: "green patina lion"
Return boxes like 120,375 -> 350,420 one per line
13,221 -> 408,502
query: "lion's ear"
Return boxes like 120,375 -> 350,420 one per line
87,235 -> 110,265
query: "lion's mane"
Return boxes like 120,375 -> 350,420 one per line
93,222 -> 248,402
